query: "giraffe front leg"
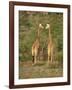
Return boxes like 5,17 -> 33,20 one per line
38,49 -> 40,62
34,48 -> 38,64
48,49 -> 50,64
51,51 -> 53,63
51,55 -> 52,63
32,48 -> 35,65
47,51 -> 49,63
32,56 -> 34,64
34,55 -> 37,64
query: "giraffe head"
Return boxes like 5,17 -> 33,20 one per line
45,24 -> 50,29
39,24 -> 44,29
37,24 -> 44,38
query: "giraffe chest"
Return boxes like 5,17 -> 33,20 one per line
32,40 -> 39,49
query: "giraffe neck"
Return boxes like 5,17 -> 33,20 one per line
48,28 -> 52,43
38,28 -> 40,37
37,28 -> 40,41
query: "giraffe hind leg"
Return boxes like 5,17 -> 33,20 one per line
34,55 -> 37,64
51,56 -> 52,62
48,55 -> 50,63
32,56 -> 34,64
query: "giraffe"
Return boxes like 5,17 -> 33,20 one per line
45,24 -> 54,63
31,24 -> 44,64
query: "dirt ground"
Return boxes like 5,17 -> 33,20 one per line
19,60 -> 63,79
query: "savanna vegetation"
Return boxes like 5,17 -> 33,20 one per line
19,11 -> 63,79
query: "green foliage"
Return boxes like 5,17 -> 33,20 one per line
19,11 -> 63,62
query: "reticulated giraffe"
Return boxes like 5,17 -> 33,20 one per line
45,24 -> 54,63
31,24 -> 44,64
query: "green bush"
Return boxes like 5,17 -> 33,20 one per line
19,11 -> 63,62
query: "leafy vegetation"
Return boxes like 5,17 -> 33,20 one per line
19,11 -> 63,78
19,11 -> 63,62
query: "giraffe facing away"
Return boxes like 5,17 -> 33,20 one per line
31,24 -> 44,64
45,24 -> 54,63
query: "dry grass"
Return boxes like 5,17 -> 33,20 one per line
19,60 -> 63,79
